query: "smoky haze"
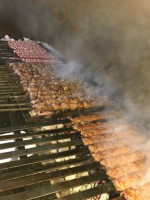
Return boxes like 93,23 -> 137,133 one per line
1,0 -> 150,131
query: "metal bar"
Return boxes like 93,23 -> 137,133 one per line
0,92 -> 24,96
0,147 -> 89,171
0,77 -> 19,83
0,43 -> 8,45
60,182 -> 115,200
0,81 -> 19,84
0,73 -> 15,76
0,95 -> 27,100
0,86 -> 22,89
0,64 -> 10,66
0,163 -> 102,192
0,59 -> 20,62
0,120 -> 70,134
0,73 -> 18,77
0,71 -> 12,73
0,108 -> 32,112
2,57 -> 20,59
0,89 -> 24,93
0,156 -> 92,182
0,140 -> 83,159
0,41 -> 8,43
5,60 -> 22,63
0,81 -> 17,84
0,65 -> 12,68
14,131 -> 27,160
0,96 -> 24,101
0,82 -> 19,85
0,50 -> 11,52
0,92 -> 24,95
1,60 -> 21,63
0,127 -> 74,139
0,47 -> 11,49
0,172 -> 107,200
0,89 -> 23,93
0,103 -> 32,107
0,70 -> 12,72
0,79 -> 18,82
0,98 -> 27,102
0,83 -> 20,87
0,98 -> 28,103
0,77 -> 17,80
0,74 -> 13,77
0,79 -> 19,82
0,69 -> 8,71
29,127 -> 75,134
0,132 -> 81,149
0,79 -> 20,84
0,52 -> 17,54
0,74 -> 13,76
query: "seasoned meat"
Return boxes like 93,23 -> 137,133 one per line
107,160 -> 145,179
100,152 -> 145,169
83,132 -> 124,145
123,183 -> 150,200
8,40 -> 61,64
114,171 -> 146,191
89,140 -> 125,153
71,111 -> 121,123
81,127 -> 109,137
10,62 -> 112,117
74,122 -> 107,131
92,146 -> 131,161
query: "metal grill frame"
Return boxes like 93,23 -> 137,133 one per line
0,41 -> 125,200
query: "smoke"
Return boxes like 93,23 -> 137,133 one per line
51,0 -> 150,133
1,0 -> 150,194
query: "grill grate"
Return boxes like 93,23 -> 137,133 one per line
0,65 -> 32,113
0,42 -> 125,200
0,41 -> 22,63
0,123 -> 121,200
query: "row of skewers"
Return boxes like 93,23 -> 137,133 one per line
71,112 -> 149,200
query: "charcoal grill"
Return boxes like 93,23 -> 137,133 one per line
0,40 -> 125,200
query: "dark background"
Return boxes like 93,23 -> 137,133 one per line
1,0 -> 150,131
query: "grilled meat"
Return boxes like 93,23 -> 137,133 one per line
71,111 -> 121,123
100,152 -> 145,169
10,62 -> 112,117
92,146 -> 131,161
8,40 -> 61,64
107,160 -> 145,178
114,171 -> 147,191
123,183 -> 150,200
